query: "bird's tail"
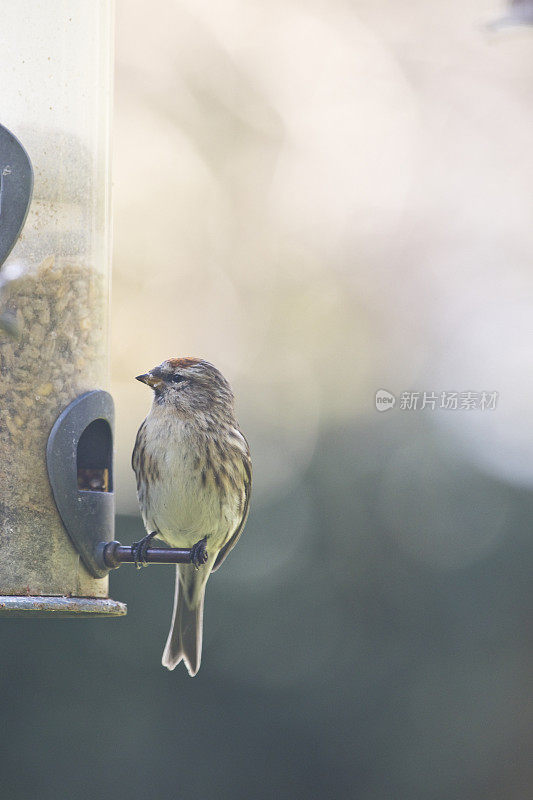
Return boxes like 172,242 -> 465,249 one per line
162,566 -> 206,676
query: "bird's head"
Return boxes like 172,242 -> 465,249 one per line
136,357 -> 235,419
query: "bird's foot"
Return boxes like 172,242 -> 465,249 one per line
132,531 -> 158,568
190,537 -> 208,570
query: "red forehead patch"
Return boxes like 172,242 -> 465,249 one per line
167,357 -> 201,369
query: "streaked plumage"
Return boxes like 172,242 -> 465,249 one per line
132,357 -> 252,675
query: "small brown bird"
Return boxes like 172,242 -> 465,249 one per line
132,357 -> 252,676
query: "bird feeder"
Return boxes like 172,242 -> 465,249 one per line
0,2 -> 125,616
0,3 -> 208,618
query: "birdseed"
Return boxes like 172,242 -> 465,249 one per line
0,255 -> 107,511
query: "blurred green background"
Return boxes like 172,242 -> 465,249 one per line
3,0 -> 533,797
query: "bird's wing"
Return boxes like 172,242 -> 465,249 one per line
131,420 -> 146,490
211,442 -> 252,572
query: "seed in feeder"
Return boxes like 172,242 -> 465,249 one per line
5,417 -> 18,436
40,255 -> 55,272
37,382 -> 53,397
30,322 -> 45,343
0,255 -> 106,511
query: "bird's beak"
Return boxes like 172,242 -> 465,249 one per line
135,371 -> 164,388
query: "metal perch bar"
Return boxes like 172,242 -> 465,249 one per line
102,541 -> 197,569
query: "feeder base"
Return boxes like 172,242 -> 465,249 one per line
0,596 -> 127,618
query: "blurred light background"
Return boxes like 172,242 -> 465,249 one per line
3,1 -> 533,798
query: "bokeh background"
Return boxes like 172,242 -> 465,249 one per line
3,0 -> 533,798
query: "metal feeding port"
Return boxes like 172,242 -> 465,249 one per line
47,390 -> 116,580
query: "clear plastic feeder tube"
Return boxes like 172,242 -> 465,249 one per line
0,1 -> 122,612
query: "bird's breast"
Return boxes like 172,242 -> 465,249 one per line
139,411 -> 242,548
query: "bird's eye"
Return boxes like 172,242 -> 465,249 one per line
170,374 -> 186,383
